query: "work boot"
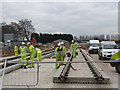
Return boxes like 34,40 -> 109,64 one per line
56,67 -> 59,69
21,65 -> 24,68
73,55 -> 76,58
24,66 -> 27,69
56,66 -> 60,69
28,66 -> 32,68
28,66 -> 34,68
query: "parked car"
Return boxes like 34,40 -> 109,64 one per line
98,43 -> 119,60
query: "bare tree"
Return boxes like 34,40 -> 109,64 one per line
9,22 -> 21,40
18,19 -> 35,41
1,22 -> 7,26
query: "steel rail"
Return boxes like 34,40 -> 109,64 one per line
59,53 -> 73,81
1,49 -> 54,61
80,49 -> 104,81
0,49 -> 55,67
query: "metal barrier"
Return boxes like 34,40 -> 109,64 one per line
0,49 -> 54,88
0,59 -> 7,90
1,59 -> 40,87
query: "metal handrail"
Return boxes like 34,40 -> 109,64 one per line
1,60 -> 120,64
0,59 -> 7,89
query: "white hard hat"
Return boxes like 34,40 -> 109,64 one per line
57,42 -> 61,46
72,40 -> 74,42
36,48 -> 39,50
61,42 -> 64,45
7,40 -> 11,43
22,42 -> 25,45
27,42 -> 30,45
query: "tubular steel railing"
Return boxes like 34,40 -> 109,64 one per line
1,59 -> 40,87
0,49 -> 54,88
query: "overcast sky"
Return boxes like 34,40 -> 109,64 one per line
2,1 -> 118,36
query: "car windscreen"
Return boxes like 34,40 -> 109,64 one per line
90,43 -> 99,47
103,45 -> 118,49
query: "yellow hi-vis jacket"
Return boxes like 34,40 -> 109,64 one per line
70,44 -> 74,50
74,42 -> 77,49
29,45 -> 35,53
55,47 -> 62,57
14,45 -> 18,52
20,46 -> 27,56
55,47 -> 59,57
111,51 -> 120,60
36,48 -> 42,61
61,46 -> 66,57
70,43 -> 77,50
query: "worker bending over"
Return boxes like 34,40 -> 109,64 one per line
55,42 -> 62,69
70,40 -> 77,58
14,43 -> 19,56
27,42 -> 35,68
20,42 -> 28,69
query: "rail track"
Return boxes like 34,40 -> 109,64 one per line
54,48 -> 110,84
80,49 -> 107,84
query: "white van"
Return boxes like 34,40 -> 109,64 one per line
88,40 -> 100,54
98,41 -> 119,60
